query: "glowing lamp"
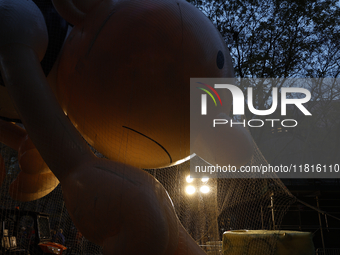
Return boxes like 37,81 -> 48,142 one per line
185,185 -> 196,195
186,175 -> 193,183
200,185 -> 210,194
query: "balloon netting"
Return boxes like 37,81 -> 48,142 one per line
0,139 -> 296,255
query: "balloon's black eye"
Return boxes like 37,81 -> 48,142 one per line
216,50 -> 224,69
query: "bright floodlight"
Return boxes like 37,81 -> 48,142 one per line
200,185 -> 210,194
186,175 -> 193,183
201,177 -> 209,183
185,185 -> 196,195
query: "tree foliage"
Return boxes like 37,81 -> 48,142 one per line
187,0 -> 340,165
188,0 -> 340,78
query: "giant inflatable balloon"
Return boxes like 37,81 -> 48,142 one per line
0,0 -> 253,254
54,0 -> 238,168
0,0 -> 253,171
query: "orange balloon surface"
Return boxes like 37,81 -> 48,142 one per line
0,120 -> 59,201
56,0 -> 234,168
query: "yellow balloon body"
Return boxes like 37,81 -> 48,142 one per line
56,0 -> 234,168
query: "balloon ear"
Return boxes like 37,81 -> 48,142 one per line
52,0 -> 86,27
0,0 -> 48,61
